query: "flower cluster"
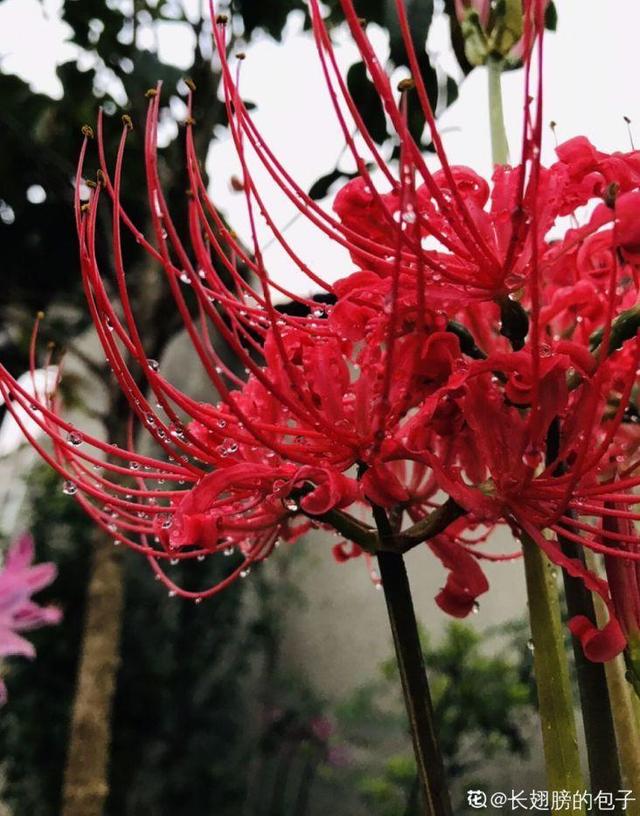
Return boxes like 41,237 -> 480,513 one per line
0,533 -> 62,704
1,0 -> 639,666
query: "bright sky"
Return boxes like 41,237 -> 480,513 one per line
1,0 -> 640,297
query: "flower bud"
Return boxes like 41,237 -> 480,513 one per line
455,0 -> 549,67
454,0 -> 490,27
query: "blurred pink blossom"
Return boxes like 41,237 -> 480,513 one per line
0,533 -> 62,704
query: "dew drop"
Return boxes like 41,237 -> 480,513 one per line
67,430 -> 83,447
62,480 -> 78,496
472,601 -> 480,615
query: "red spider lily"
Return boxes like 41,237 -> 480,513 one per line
1,0 -> 640,665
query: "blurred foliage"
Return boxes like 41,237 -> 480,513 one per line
0,465 -> 301,816
0,466 -> 94,815
329,620 -> 536,815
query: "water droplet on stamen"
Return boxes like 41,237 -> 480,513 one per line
62,480 -> 78,496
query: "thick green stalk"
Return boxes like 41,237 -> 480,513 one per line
558,532 -> 623,801
585,550 -> 640,813
522,534 -> 585,813
487,56 -> 510,166
377,550 -> 452,816
603,655 -> 640,815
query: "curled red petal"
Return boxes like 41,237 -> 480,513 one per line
568,615 -> 627,664
428,534 -> 489,618
293,466 -> 360,515
362,463 -> 410,507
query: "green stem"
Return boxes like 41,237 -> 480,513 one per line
488,56 -> 509,166
397,499 -> 463,553
585,550 -> 640,812
521,534 -> 585,814
558,534 -> 623,801
377,547 -> 452,816
603,656 -> 640,814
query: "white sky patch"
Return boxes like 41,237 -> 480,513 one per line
0,0 -> 75,98
0,368 -> 59,457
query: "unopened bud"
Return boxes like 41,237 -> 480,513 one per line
455,0 -> 550,67
454,0 -> 490,27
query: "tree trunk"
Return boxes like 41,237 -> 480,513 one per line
61,533 -> 124,816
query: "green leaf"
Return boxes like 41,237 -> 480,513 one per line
387,0 -> 435,68
346,61 -> 388,145
545,1 -> 558,31
445,75 -> 458,107
308,168 -> 346,201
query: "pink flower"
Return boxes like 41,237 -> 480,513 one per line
0,533 -> 62,704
